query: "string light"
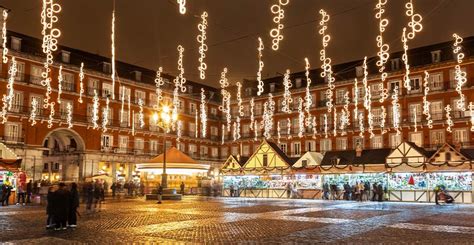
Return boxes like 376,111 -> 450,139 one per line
312,116 -> 317,139
298,98 -> 305,138
57,65 -> 63,104
453,33 -> 467,111
177,0 -> 186,14
66,102 -> 73,129
128,94 -> 131,127
375,0 -> 389,102
286,118 -> 292,139
469,102 -> 474,132
47,102 -> 55,129
195,112 -> 198,138
102,98 -> 110,132
219,68 -> 232,132
319,9 -> 335,113
197,11 -> 208,79
236,116 -> 241,140
262,93 -> 275,139
340,91 -> 350,135
6,57 -> 17,111
282,69 -> 293,113
138,98 -> 144,128
232,121 -> 237,142
92,89 -> 100,129
236,82 -> 244,117
132,110 -> 135,136
413,107 -> 417,132
402,0 -> 423,91
333,109 -> 337,137
29,98 -> 38,126
177,120 -> 182,143
304,58 -> 312,126
445,104 -> 453,133
250,98 -> 255,130
257,37 -> 265,96
254,120 -> 259,141
154,67 -> 164,109
422,71 -> 433,128
324,113 -> 328,138
391,86 -> 401,135
353,79 -> 359,122
78,62 -> 84,103
40,0 -> 61,107
401,28 -> 411,91
120,86 -> 125,123
269,0 -> 289,50
362,57 -> 374,138
2,9 -> 8,63
277,120 -> 281,143
380,106 -> 387,134
200,88 -> 207,138
358,112 -> 364,137
221,124 -> 225,145
177,45 -> 186,92
110,10 -> 116,100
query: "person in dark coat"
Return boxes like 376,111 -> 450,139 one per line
377,183 -> 384,202
157,184 -> 163,204
180,182 -> 185,195
343,182 -> 351,200
53,183 -> 71,230
85,182 -> 94,212
1,182 -> 11,206
46,185 -> 56,229
111,182 -> 117,199
372,183 -> 378,201
68,183 -> 80,228
26,180 -> 33,204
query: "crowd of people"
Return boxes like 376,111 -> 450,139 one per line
46,182 -> 80,230
322,181 -> 387,202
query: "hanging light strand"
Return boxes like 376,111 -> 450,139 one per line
200,88 -> 207,138
2,9 -> 8,64
6,57 -> 17,111
92,90 -> 100,129
47,102 -> 55,128
29,98 -> 38,126
453,33 -> 467,111
218,68 -> 232,132
197,11 -> 208,79
110,10 -> 116,100
138,98 -> 144,128
250,98 -> 255,130
375,0 -> 389,102
262,94 -> 275,139
78,62 -> 84,103
256,37 -> 265,96
445,104 -> 453,133
402,0 -> 423,91
177,0 -> 186,14
236,82 -> 244,117
319,9 -> 335,113
362,57 -> 374,138
391,86 -> 401,135
353,79 -> 359,122
177,45 -> 186,92
269,0 -> 289,51
57,65 -> 63,104
469,102 -> 474,132
304,58 -> 313,126
422,71 -> 433,128
282,69 -> 293,113
102,98 -> 110,132
298,98 -> 305,138
324,113 -> 328,138
66,102 -> 73,129
154,67 -> 164,109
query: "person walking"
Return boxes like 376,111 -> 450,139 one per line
111,182 -> 117,199
1,182 -> 11,206
157,184 -> 163,204
53,183 -> 70,230
26,180 -> 33,204
330,183 -> 338,200
85,181 -> 94,213
372,183 -> 378,201
16,183 -> 26,205
46,185 -> 56,229
357,182 -> 365,202
377,183 -> 384,202
286,182 -> 292,199
180,182 -> 185,195
68,183 -> 80,228
322,182 -> 329,200
93,181 -> 102,211
343,182 -> 351,201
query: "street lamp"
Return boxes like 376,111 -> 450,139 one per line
152,104 -> 178,189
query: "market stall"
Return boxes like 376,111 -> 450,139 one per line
0,143 -> 23,204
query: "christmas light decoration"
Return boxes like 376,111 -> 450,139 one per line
413,107 -> 417,132
380,106 -> 387,134
262,93 -> 275,139
333,109 -> 337,137
269,0 -> 289,51
469,102 -> 474,132
57,65 -> 63,104
128,94 -> 131,127
236,116 -> 241,140
92,90 -> 100,129
177,120 -> 183,143
236,82 -> 244,117
66,102 -> 73,129
197,11 -> 208,79
47,102 -> 55,129
422,71 -> 433,128
176,45 -> 186,92
402,0 -> 423,91
282,69 -> 293,113
401,28 -> 411,91
362,57 -> 374,138
110,10 -> 116,100
254,120 -> 259,141
358,112 -> 364,137
353,79 -> 359,122
29,98 -> 38,126
177,0 -> 186,14
304,58 -> 312,126
2,9 -> 8,63
445,104 -> 453,133
391,86 -> 401,135
78,62 -> 84,103
286,118 -> 292,139
232,122 -> 237,141
319,9 -> 335,113
40,0 -> 61,107
200,88 -> 207,138
324,113 -> 328,138
277,121 -> 281,143
6,57 -> 17,111
138,98 -> 144,128
195,112 -> 198,138
298,98 -> 305,138
312,116 -> 317,139
375,0 -> 389,102
453,33 -> 467,111
221,124 -> 225,145
340,91 -> 350,135
154,67 -> 164,109
219,68 -> 232,132
102,98 -> 109,132
250,98 -> 255,130
120,86 -> 125,123
132,111 -> 135,136
257,37 -> 265,96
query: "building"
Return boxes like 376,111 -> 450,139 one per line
0,31 -> 224,182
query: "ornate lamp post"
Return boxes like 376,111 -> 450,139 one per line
152,105 -> 178,189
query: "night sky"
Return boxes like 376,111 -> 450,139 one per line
3,0 -> 474,87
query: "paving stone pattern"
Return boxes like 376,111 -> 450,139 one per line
0,197 -> 473,244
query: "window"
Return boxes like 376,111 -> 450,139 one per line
445,152 -> 451,161
430,101 -> 443,120
453,129 -> 468,143
10,92 -> 23,113
62,72 -> 75,92
119,86 -> 131,100
61,50 -> 70,63
120,110 -> 129,127
429,73 -> 443,91
295,78 -> 302,88
102,83 -> 113,98
102,62 -> 112,74
269,83 -> 275,92
14,61 -> 25,81
452,98 -> 464,118
408,104 -> 422,122
306,140 -> 315,152
352,86 -> 364,102
11,37 -> 21,51
190,103 -> 197,114
354,110 -> 364,127
102,106 -> 113,125
255,102 -> 262,115
388,134 -> 401,148
355,66 -> 363,77
319,90 -> 328,106
370,83 -> 382,98
149,93 -> 157,108
210,107 -> 217,116
245,87 -> 252,96
242,145 -> 250,156
118,136 -> 129,152
388,80 -> 401,95
134,138 -> 144,152
189,122 -> 196,137
4,122 -> 21,142
371,135 -> 383,149
133,71 -> 142,81
88,78 -> 100,96
335,89 -> 347,105
221,147 -> 228,158
135,90 -> 146,104
211,126 -> 218,137
430,130 -> 445,146
242,124 -> 250,137
59,100 -> 72,120
200,146 -> 208,156
391,58 -> 400,71
177,142 -> 186,152
211,147 -> 218,157
353,136 -> 364,149
372,108 -> 382,126
30,94 -> 44,115
279,143 -> 287,154
431,50 -> 441,63
262,154 -> 268,167
449,68 -> 467,88
231,146 -> 238,156
150,140 -> 158,154
320,139 -> 332,152
30,65 -> 43,85
336,137 -> 347,150
292,142 -> 301,156
187,85 -> 193,94
189,144 -> 197,155
408,76 -> 422,93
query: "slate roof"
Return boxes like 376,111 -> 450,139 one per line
321,148 -> 393,166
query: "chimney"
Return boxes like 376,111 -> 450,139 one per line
355,144 -> 363,157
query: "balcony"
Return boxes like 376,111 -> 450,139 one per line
1,136 -> 24,145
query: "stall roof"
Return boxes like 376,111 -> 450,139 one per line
405,142 -> 436,158
321,148 -> 392,166
266,141 -> 297,165
146,147 -> 198,164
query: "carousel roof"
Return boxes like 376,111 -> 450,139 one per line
136,147 -> 210,174
146,147 -> 198,164
0,143 -> 21,171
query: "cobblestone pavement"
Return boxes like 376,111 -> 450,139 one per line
1,196 -> 473,244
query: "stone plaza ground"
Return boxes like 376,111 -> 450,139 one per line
0,196 -> 473,244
